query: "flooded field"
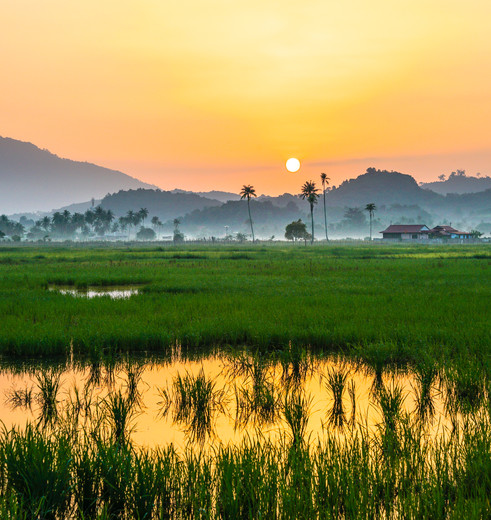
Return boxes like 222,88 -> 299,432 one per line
1,351 -> 485,451
0,244 -> 489,517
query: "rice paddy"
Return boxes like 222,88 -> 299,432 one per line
0,242 -> 489,517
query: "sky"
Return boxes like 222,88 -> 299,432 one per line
2,0 -> 491,195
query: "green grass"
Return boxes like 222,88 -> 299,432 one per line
0,243 -> 489,364
0,409 -> 489,519
0,242 -> 489,516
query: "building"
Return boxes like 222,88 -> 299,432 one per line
380,224 -> 430,240
429,226 -> 472,239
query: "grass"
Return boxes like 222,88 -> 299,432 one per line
0,407 -> 488,518
0,243 -> 489,363
0,242 -> 489,516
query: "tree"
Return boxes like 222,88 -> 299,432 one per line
138,208 -> 149,226
136,227 -> 156,241
343,207 -> 366,229
365,203 -> 377,240
438,174 -> 446,182
285,219 -> 310,243
470,229 -> 483,239
300,181 -> 320,244
173,218 -> 184,244
240,185 -> 257,243
126,210 -> 136,238
320,173 -> 330,241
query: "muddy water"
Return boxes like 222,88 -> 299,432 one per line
0,355 -> 463,452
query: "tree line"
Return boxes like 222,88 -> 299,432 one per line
241,173 -> 377,243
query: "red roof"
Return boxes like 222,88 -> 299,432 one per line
380,225 -> 429,234
430,226 -> 469,236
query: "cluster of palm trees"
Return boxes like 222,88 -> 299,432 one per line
28,206 -> 156,239
118,208 -> 149,237
241,174 -> 377,243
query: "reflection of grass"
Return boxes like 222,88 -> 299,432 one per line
5,386 -> 33,410
445,360 -> 486,416
159,368 -> 226,444
229,352 -> 281,429
283,389 -> 312,447
324,363 -> 350,429
34,368 -> 62,427
412,361 -> 438,423
0,353 -> 489,517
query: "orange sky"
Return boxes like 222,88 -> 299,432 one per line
2,0 -> 491,194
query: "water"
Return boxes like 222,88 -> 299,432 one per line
1,353 -> 477,452
49,285 -> 139,299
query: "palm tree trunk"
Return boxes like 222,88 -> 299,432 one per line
369,213 -> 372,241
310,204 -> 314,244
247,198 -> 255,243
323,190 -> 329,241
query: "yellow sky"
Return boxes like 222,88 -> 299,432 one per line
2,0 -> 491,194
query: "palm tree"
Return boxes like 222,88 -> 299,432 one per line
240,185 -> 257,243
365,203 -> 377,241
320,172 -> 330,242
126,210 -> 136,238
300,181 -> 320,244
138,208 -> 149,226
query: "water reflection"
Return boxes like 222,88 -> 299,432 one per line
49,285 -> 139,299
0,353 -> 487,452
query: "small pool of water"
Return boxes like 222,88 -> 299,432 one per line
49,286 -> 139,299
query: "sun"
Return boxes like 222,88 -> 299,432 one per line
286,158 -> 300,172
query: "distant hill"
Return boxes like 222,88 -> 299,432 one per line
171,189 -> 240,203
326,168 -> 441,207
100,189 -> 222,221
421,170 -> 491,195
179,199 -> 306,238
0,136 -> 157,213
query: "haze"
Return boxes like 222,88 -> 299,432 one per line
2,0 -> 491,194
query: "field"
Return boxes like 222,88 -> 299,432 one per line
0,242 -> 490,518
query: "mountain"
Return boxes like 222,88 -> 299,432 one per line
421,171 -> 491,195
326,168 -> 441,207
99,189 -> 222,221
179,199 -> 305,238
171,189 -> 240,203
0,137 -> 157,213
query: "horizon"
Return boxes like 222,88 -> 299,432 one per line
2,1 -> 491,196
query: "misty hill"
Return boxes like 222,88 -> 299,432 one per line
171,189 -> 240,203
326,168 -> 441,207
0,136 -> 157,213
421,170 -> 491,195
179,199 -> 305,238
99,189 -> 222,221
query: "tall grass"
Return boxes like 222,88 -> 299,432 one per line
0,244 -> 489,360
0,412 -> 488,518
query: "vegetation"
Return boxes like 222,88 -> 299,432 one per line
284,219 -> 310,242
365,202 -> 377,240
0,243 -> 489,361
0,352 -> 489,518
300,181 -> 320,243
240,185 -> 257,243
320,172 -> 330,241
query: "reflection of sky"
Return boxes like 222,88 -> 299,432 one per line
0,356 -> 455,453
49,286 -> 139,299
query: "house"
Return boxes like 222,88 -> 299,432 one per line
429,226 -> 472,239
380,224 -> 430,240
